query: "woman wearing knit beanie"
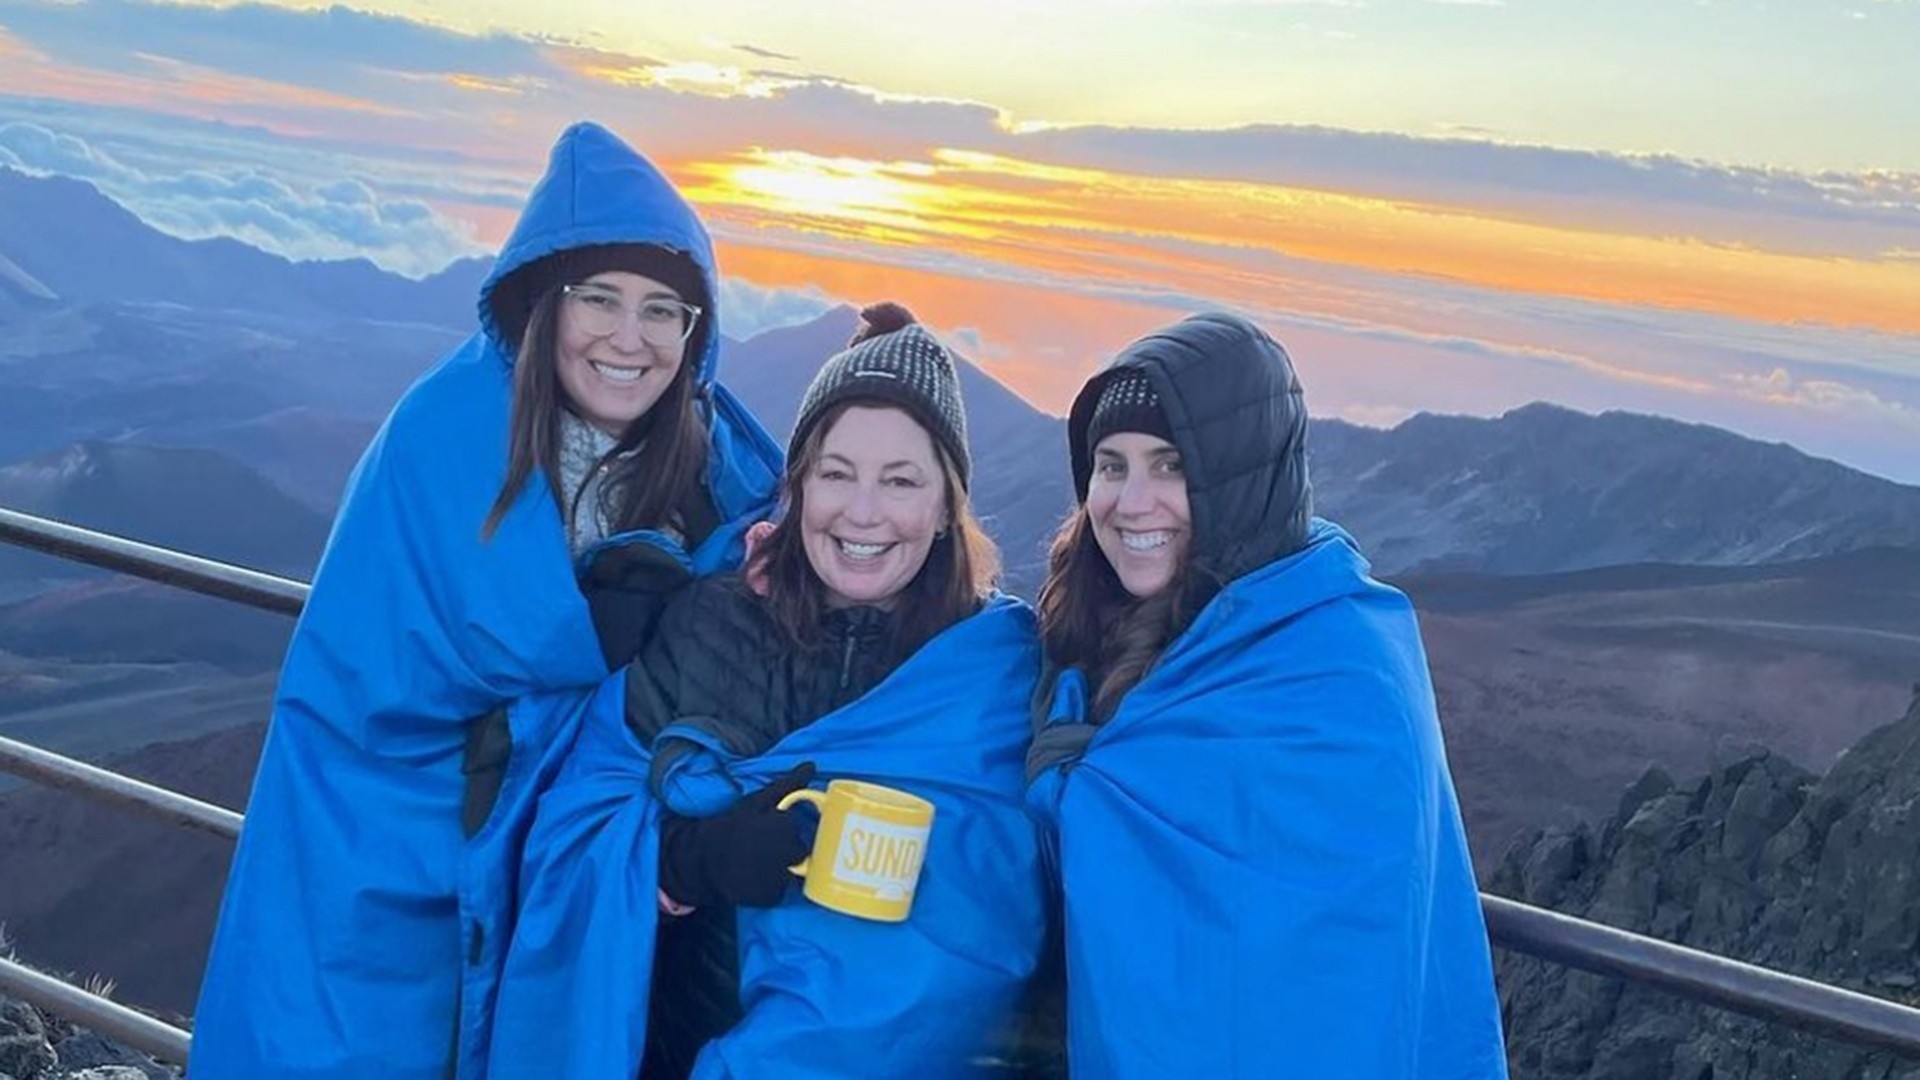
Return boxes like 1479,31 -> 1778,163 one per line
486,303 -> 1047,1079
190,122 -> 783,1080
1025,312 -> 1508,1078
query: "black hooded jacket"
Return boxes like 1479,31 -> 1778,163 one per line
1067,311 -> 1312,586
1030,312 -> 1313,774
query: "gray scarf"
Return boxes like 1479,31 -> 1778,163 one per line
557,411 -> 686,556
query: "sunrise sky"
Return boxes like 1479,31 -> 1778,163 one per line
1,0 -> 1916,480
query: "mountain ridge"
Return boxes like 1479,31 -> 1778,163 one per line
0,167 -> 487,328
1312,401 -> 1920,575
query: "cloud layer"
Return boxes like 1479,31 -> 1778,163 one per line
0,118 -> 484,276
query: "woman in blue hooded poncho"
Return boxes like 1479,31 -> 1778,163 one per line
1025,313 -> 1508,1078
188,123 -> 782,1079
483,305 -> 1046,1080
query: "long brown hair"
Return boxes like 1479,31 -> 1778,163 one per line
1036,506 -> 1217,724
482,285 -> 708,540
752,399 -> 998,655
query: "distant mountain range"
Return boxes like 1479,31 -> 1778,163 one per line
1313,406 -> 1920,574
722,311 -> 1920,586
0,439 -> 330,580
0,167 -> 488,325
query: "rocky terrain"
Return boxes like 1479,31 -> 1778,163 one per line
0,991 -> 176,1079
1494,687 -> 1920,1079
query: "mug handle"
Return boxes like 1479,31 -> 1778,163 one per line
775,788 -> 828,878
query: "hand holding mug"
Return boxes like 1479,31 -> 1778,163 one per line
778,779 -> 935,923
658,762 -> 816,908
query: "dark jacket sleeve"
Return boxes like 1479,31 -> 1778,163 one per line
581,540 -> 696,669
623,579 -> 708,746
624,575 -> 783,753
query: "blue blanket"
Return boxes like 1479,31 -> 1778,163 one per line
1027,522 -> 1507,1079
485,596 -> 1047,1079
190,122 -> 782,1079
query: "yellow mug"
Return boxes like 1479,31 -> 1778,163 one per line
776,779 -> 935,922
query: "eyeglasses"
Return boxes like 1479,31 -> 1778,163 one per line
561,284 -> 702,347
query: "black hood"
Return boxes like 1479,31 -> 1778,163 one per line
1068,312 -> 1312,586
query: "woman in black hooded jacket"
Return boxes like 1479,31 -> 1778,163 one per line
1025,312 -> 1507,1078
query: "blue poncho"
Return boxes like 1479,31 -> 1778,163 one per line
484,595 -> 1047,1079
190,122 -> 782,1079
1027,313 -> 1506,1079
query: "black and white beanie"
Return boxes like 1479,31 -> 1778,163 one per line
789,302 -> 971,488
1085,368 -> 1172,450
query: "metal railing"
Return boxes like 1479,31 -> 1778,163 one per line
3,507 -> 1920,1066
0,733 -> 242,839
1483,896 -> 1920,1055
0,955 -> 190,1065
0,506 -> 308,615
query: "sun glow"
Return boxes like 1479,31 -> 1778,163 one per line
684,147 -> 1920,339
551,50 -> 805,99
684,150 -> 1049,243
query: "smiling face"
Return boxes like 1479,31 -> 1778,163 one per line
1086,431 -> 1193,599
553,270 -> 688,436
799,405 -> 950,610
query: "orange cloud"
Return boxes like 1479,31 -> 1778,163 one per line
381,70 -> 537,95
546,47 -> 805,99
0,27 -> 39,64
0,46 -> 406,137
447,73 -> 516,94
717,239 -> 1176,408
684,147 -> 1920,340
683,151 -> 1050,243
130,53 -> 408,116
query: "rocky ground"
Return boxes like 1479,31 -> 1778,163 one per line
1494,686 -> 1920,1079
0,992 -> 177,1080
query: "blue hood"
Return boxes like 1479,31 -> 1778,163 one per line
479,121 -> 724,384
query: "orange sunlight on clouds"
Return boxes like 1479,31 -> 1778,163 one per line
0,42 -> 406,135
129,54 -> 409,117
683,151 -> 1040,244
718,241 -> 1173,408
0,27 -> 37,63
547,47 -> 805,99
687,148 -> 1920,340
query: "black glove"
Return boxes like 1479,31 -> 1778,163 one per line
659,763 -> 817,908
584,541 -> 695,668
